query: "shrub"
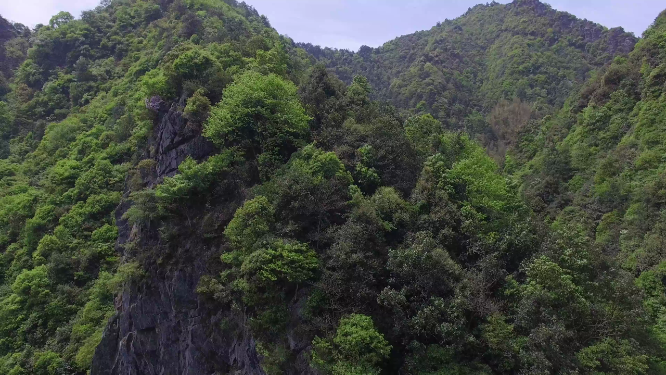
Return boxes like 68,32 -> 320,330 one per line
224,195 -> 274,252
154,149 -> 241,209
312,314 -> 391,375
184,88 -> 211,124
240,240 -> 318,287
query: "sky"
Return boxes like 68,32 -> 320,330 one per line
0,0 -> 663,51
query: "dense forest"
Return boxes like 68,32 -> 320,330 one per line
0,0 -> 665,374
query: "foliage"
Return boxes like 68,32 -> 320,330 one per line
302,0 -> 636,130
154,150 -> 241,209
224,195 -> 275,252
577,339 -> 649,375
240,240 -> 318,286
404,114 -> 443,158
204,71 -> 310,177
312,314 -> 391,375
183,88 -> 211,124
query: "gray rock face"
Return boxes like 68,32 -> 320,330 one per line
605,27 -> 638,55
146,96 -> 216,181
90,262 -> 265,375
90,99 -> 265,375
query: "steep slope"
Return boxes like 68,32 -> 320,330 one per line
0,15 -> 16,90
0,0 -> 309,373
503,9 -> 666,371
0,16 -> 29,156
516,7 -> 666,291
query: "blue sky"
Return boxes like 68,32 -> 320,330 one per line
0,0 -> 663,50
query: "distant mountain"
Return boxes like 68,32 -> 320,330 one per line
301,0 -> 636,127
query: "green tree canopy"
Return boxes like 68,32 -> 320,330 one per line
312,314 -> 391,375
204,71 -> 310,177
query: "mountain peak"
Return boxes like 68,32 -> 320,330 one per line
513,0 -> 543,5
510,0 -> 551,13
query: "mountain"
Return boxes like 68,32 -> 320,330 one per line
0,0 -> 665,374
301,0 -> 637,159
517,9 -> 666,266
0,0 -> 308,373
302,0 -> 635,115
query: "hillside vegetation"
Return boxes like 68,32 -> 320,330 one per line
0,1 -> 664,374
301,0 -> 637,158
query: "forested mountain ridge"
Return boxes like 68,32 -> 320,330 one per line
300,0 -> 638,157
302,0 -> 636,114
0,0 -> 666,374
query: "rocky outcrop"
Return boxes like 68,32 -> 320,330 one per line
146,96 -> 216,182
90,99 -> 265,375
604,27 -> 638,55
90,261 -> 265,375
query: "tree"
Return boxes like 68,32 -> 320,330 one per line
487,98 -> 533,161
0,101 -> 12,157
379,231 -> 462,338
256,144 -> 353,242
299,64 -> 347,134
48,12 -> 73,28
204,71 -> 310,178
312,314 -> 391,375
577,339 -> 648,375
346,75 -> 373,121
404,114 -> 443,158
224,195 -> 275,253
183,88 -> 211,124
240,240 -> 319,288
0,102 -> 11,137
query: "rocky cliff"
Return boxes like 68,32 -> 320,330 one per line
90,98 -> 264,375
